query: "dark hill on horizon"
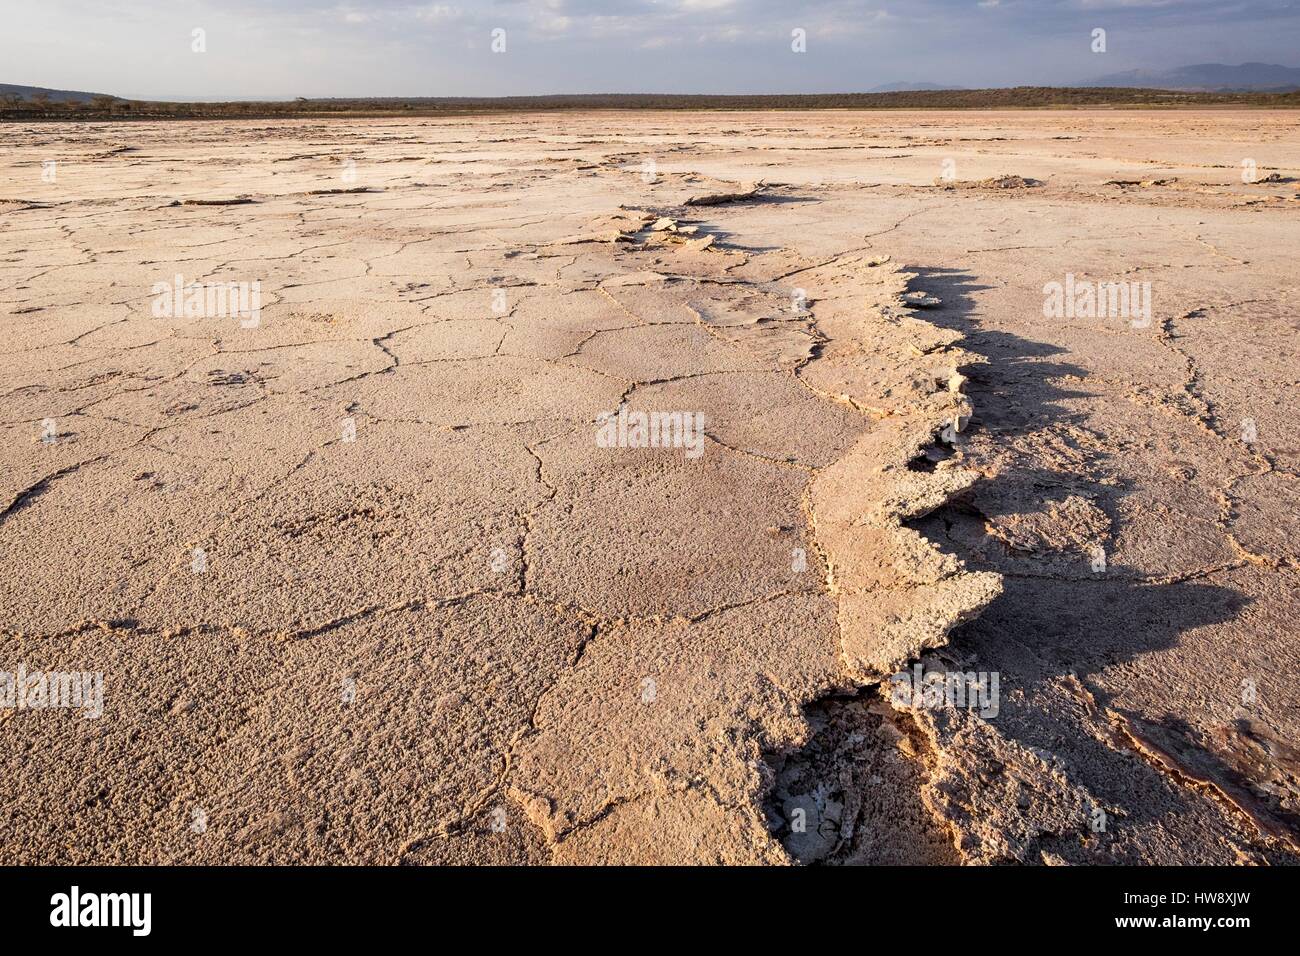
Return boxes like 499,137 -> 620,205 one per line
0,82 -> 112,104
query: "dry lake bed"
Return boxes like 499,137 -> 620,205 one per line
1,109 -> 1297,864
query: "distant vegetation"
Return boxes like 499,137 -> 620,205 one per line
3,87 -> 1300,120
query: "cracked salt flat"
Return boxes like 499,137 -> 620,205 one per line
1,111 -> 1296,864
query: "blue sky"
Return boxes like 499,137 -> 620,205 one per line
6,0 -> 1300,99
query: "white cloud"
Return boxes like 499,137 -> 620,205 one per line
414,3 -> 463,23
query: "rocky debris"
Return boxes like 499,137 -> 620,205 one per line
639,216 -> 713,250
645,216 -> 700,236
1103,177 -> 1177,187
685,181 -> 765,206
936,174 -> 1043,190
181,196 -> 256,205
302,186 -> 377,195
561,213 -> 718,251
902,290 -> 942,308
979,174 -> 1042,189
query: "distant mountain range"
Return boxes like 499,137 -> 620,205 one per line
0,82 -> 110,103
1086,62 -> 1300,92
